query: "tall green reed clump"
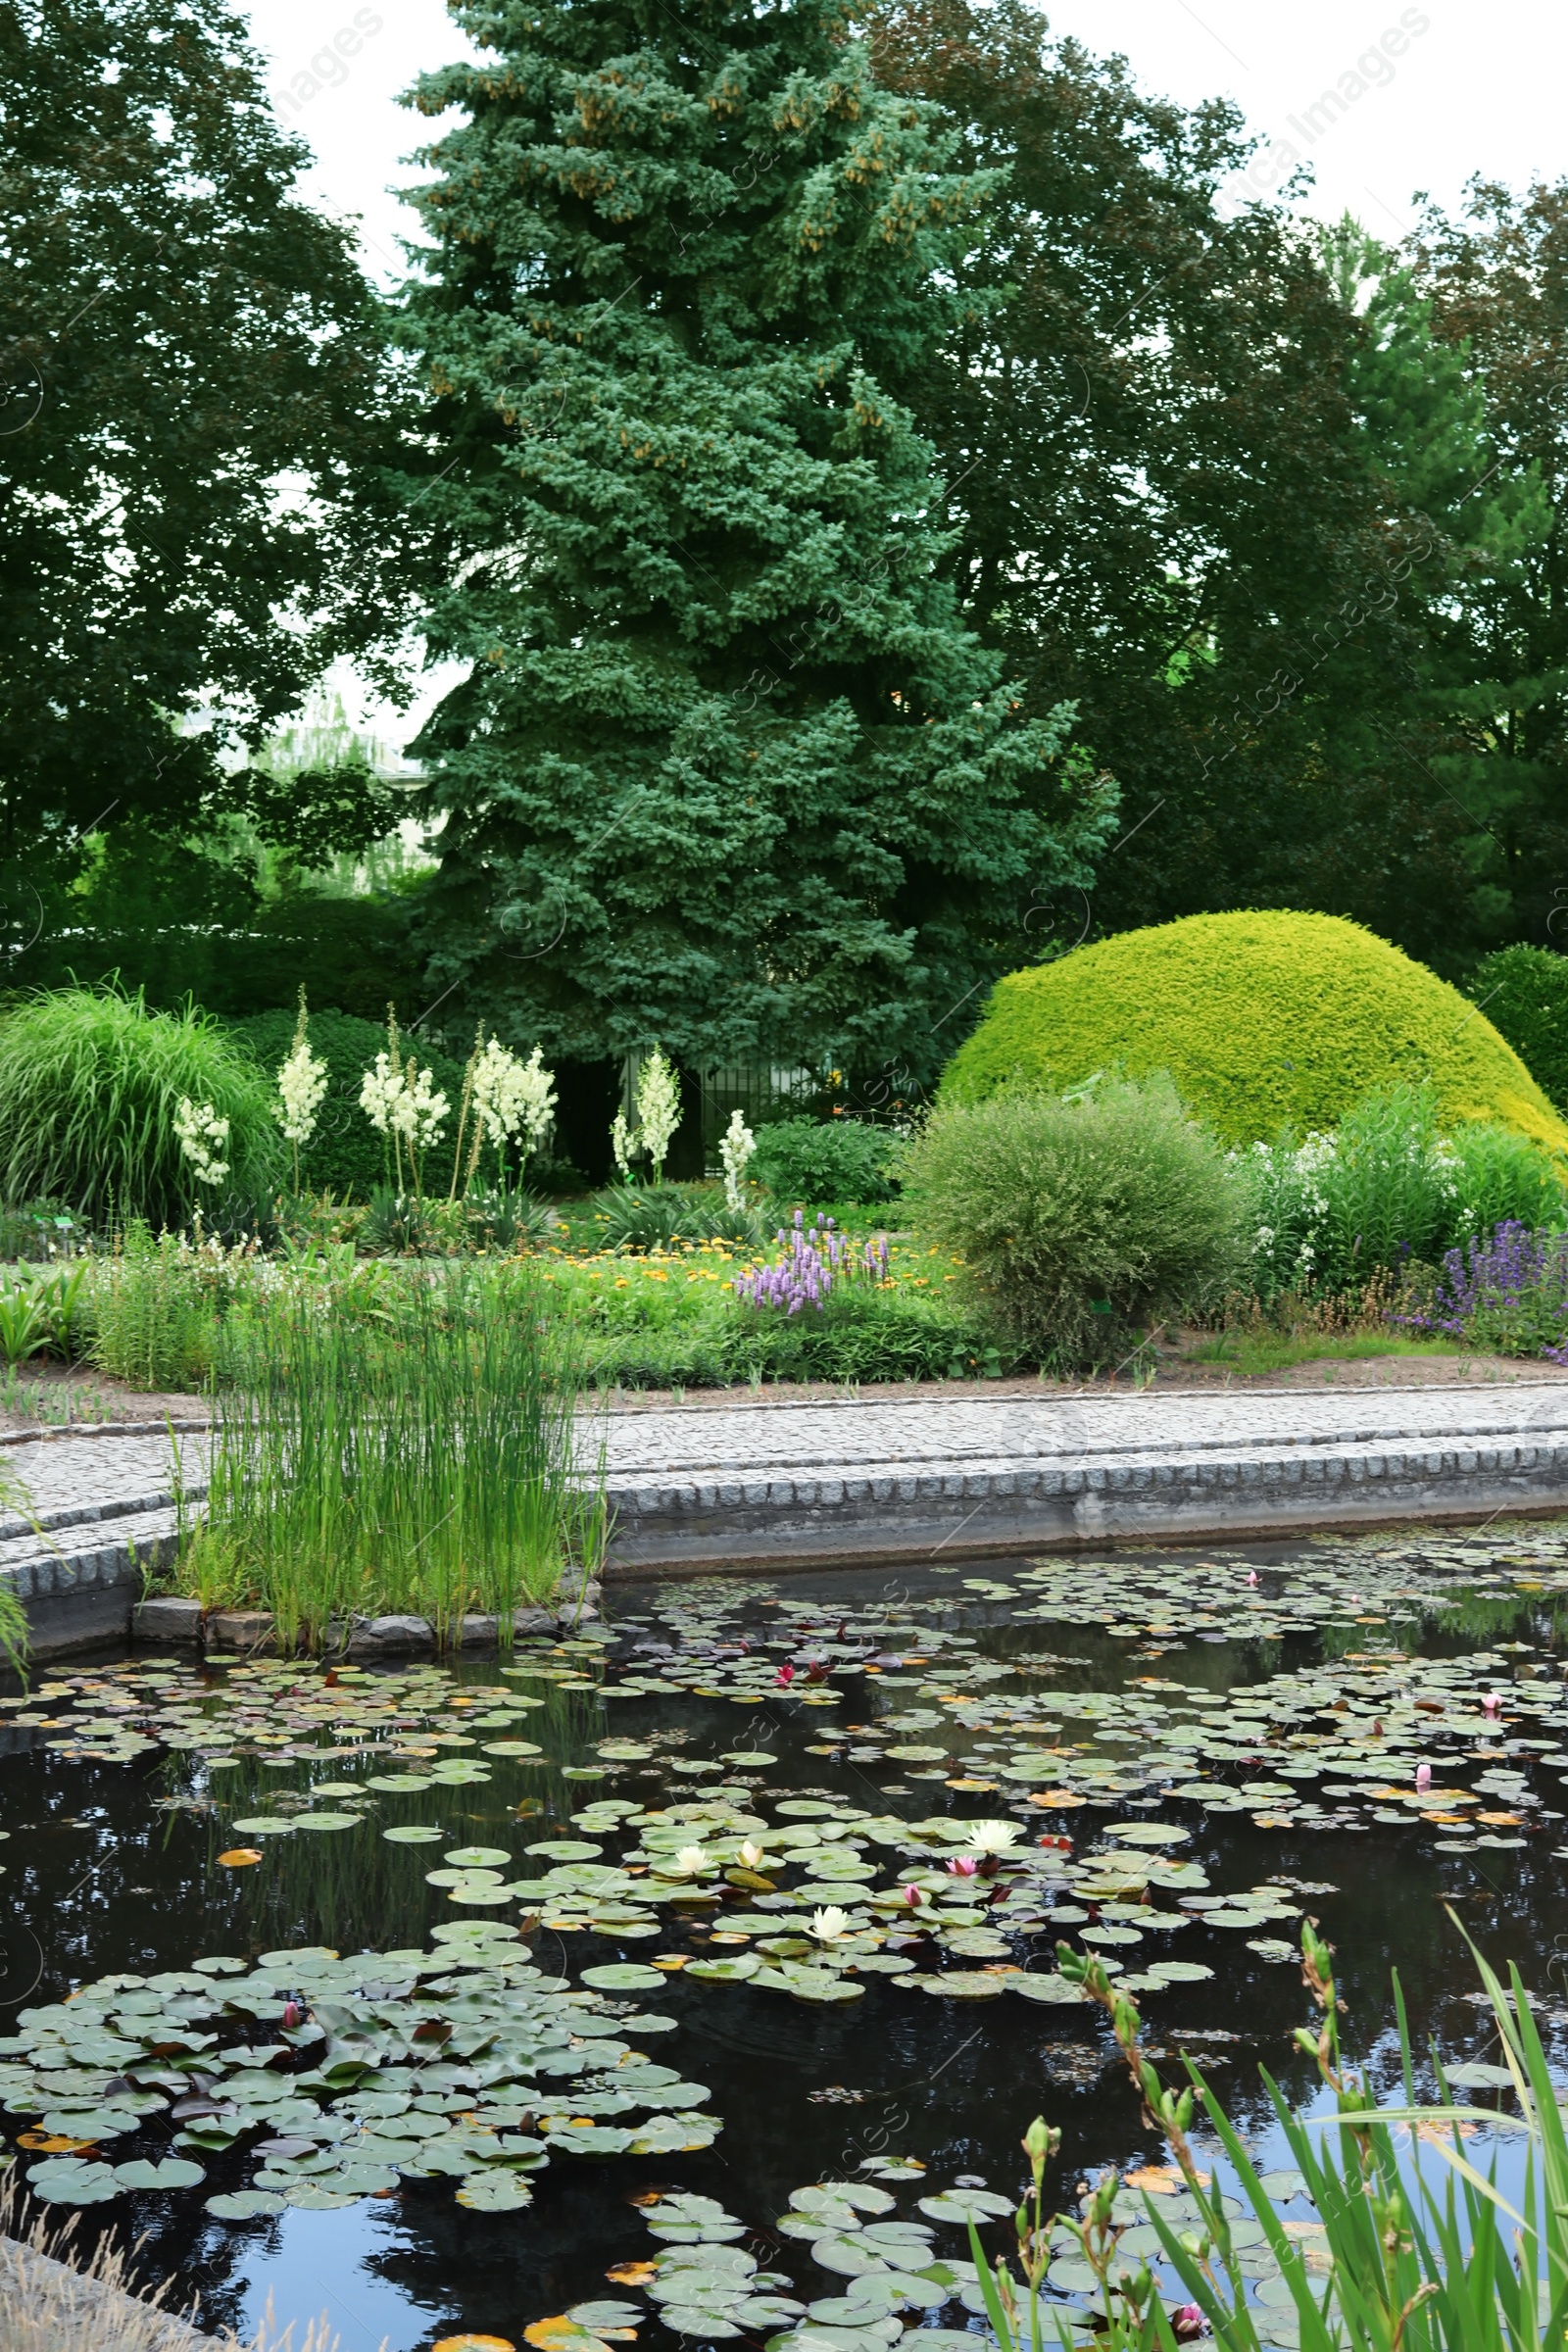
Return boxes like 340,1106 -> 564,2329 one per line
0,984 -> 281,1229
185,1263 -> 598,1648
973,1921 -> 1568,2352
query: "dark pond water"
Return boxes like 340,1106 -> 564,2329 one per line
4,1522 -> 1568,2351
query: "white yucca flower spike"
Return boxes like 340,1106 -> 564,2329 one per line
173,1097 -> 229,1187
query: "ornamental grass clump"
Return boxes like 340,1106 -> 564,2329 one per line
900,1078 -> 1244,1367
0,984 -> 281,1228
184,1262 -> 597,1648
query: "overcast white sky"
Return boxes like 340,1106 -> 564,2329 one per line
242,0 -> 1567,276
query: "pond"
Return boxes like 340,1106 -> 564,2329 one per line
3,1523 -> 1568,2351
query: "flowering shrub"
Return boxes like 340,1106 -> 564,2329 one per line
1395,1220 -> 1568,1359
1238,1085 -> 1564,1298
733,1209 -> 891,1314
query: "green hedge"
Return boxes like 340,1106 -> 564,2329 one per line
1469,945 -> 1568,1111
941,910 -> 1568,1154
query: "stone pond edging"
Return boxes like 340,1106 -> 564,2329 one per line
5,1382 -> 1568,1649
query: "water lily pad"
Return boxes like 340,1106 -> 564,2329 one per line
449,1846 -> 514,1867
457,2171 -> 536,2211
229,1818 -> 295,1838
919,2189 -> 1014,2222
1443,2062 -> 1519,2088
383,1826 -> 444,1844
1103,1822 -> 1191,1845
207,2189 -> 286,2218
114,2156 -> 206,2189
367,1775 -> 434,1791
580,1964 -> 667,1990
27,2157 -> 121,2204
294,1813 -> 361,1833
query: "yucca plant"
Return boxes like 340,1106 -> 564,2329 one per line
0,983 -> 281,1228
971,1921 -> 1566,2352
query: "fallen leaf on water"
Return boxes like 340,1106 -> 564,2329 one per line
1477,1812 -> 1523,1827
1124,2165 -> 1209,2194
605,2265 -> 658,2287
436,2337 -> 516,2352
524,2322 -> 621,2352
1029,1791 -> 1086,1808
217,1849 -> 264,1868
17,2132 -> 95,2152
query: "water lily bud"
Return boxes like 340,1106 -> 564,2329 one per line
282,1999 -> 303,2029
739,1840 -> 765,1869
902,1884 -> 923,1908
1415,1763 -> 1432,1791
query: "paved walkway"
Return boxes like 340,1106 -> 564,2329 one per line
584,1382 -> 1568,1568
7,1382 -> 1568,1637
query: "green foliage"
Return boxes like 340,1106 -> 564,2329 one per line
0,986 -> 284,1229
85,1227 -> 220,1393
1469,944 -> 1568,1108
591,1185 -> 763,1255
900,1078 -> 1245,1365
28,860 -> 429,1028
1240,1085 -> 1567,1298
984,1919 -> 1568,2352
0,0 -> 395,893
751,1120 -> 896,1207
358,1181 -> 558,1256
942,911 -> 1568,1154
225,1008 -> 467,1200
183,1265 -> 594,1647
871,1 -> 1479,977
394,0 -> 1111,1073
564,1263 -> 1000,1388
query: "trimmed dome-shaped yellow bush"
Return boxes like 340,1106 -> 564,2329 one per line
939,910 -> 1568,1155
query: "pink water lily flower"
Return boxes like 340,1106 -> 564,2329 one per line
947,1856 -> 979,1878
1415,1763 -> 1432,1792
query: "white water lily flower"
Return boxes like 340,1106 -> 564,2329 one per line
738,1839 -> 765,1869
967,1821 -> 1021,1855
810,1905 -> 851,1942
674,1844 -> 709,1876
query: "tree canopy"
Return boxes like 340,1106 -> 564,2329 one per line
0,0 -> 399,952
393,0 -> 1112,1075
